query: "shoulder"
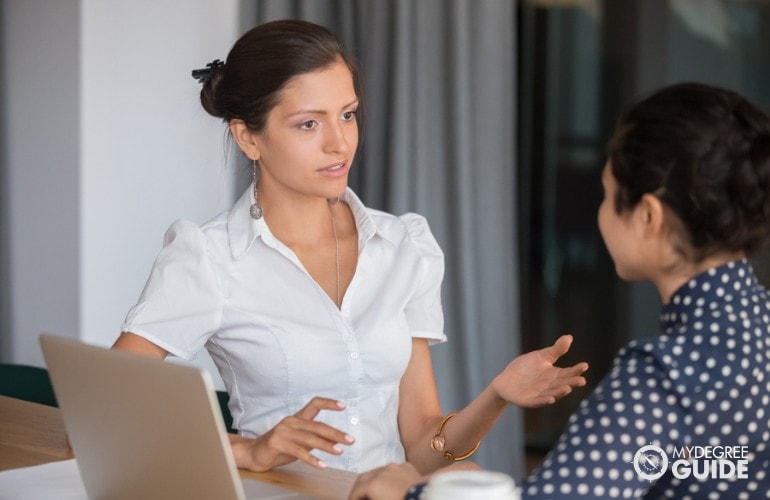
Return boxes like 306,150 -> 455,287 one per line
612,327 -> 739,392
615,335 -> 680,369
400,213 -> 443,259
161,211 -> 230,257
162,219 -> 204,246
604,335 -> 681,389
366,209 -> 443,258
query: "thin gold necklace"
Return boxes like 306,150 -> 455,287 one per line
328,198 -> 340,308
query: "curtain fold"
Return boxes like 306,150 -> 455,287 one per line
245,0 -> 521,478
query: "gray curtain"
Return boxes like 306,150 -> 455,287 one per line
241,0 -> 521,478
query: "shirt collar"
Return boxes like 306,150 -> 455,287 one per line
659,258 -> 756,333
339,188 -> 388,248
227,185 -> 385,260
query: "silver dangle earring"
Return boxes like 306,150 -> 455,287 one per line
249,158 -> 263,220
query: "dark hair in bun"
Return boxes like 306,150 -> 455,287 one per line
198,19 -> 360,133
607,82 -> 770,260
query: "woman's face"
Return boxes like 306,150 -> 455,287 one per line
253,59 -> 359,201
598,162 -> 646,280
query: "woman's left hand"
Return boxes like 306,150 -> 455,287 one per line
492,334 -> 588,408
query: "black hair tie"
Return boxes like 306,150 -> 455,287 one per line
191,59 -> 224,84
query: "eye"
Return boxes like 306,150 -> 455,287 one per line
299,120 -> 318,130
342,109 -> 358,122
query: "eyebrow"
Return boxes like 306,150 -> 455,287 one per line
285,99 -> 359,119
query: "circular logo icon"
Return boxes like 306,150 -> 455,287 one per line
633,444 -> 669,482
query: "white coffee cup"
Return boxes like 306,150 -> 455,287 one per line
422,470 -> 520,500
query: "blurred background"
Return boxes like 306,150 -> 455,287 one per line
1,0 -> 769,482
516,0 -> 770,472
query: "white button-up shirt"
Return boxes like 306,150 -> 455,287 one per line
122,186 -> 446,472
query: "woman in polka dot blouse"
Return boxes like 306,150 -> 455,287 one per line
348,82 -> 770,499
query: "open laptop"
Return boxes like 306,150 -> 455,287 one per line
39,334 -> 313,500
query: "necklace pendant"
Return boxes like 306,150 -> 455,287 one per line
249,203 -> 263,220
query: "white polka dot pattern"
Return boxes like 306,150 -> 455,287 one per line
522,260 -> 770,498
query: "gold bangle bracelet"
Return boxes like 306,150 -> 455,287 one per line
429,412 -> 481,461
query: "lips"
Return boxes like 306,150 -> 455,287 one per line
318,161 -> 349,177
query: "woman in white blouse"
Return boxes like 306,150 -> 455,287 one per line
112,19 -> 588,475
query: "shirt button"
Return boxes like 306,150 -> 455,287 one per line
349,400 -> 358,407
344,335 -> 353,343
350,417 -> 359,425
350,352 -> 359,360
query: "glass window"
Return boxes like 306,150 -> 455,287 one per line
517,0 -> 770,472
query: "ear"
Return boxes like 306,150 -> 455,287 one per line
638,193 -> 666,237
229,120 -> 261,161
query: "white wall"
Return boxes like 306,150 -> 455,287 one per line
3,0 -> 80,364
3,0 -> 241,386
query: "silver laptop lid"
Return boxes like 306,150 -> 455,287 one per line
40,334 -> 246,500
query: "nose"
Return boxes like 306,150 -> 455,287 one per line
324,121 -> 355,154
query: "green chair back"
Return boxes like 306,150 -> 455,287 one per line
216,390 -> 236,434
0,363 -> 58,407
0,362 -> 236,433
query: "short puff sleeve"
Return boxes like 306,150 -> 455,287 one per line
121,220 -> 223,359
401,213 -> 446,344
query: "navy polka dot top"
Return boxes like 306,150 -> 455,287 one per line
522,259 -> 770,499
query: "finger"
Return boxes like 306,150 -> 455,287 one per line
557,363 -> 589,381
348,464 -> 422,500
550,366 -> 588,390
347,480 -> 368,500
265,427 -> 347,468
540,334 -> 574,362
573,362 -> 589,374
550,385 -> 574,399
537,385 -> 575,404
348,470 -> 376,499
553,375 -> 587,389
294,396 -> 347,420
279,439 -> 330,469
526,394 -> 557,407
277,416 -> 355,451
567,361 -> 589,374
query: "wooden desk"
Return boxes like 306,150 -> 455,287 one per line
0,395 -> 355,498
0,395 -> 73,470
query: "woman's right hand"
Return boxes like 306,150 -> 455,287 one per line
230,396 -> 355,471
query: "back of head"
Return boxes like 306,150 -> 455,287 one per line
197,19 -> 360,133
607,82 -> 770,260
